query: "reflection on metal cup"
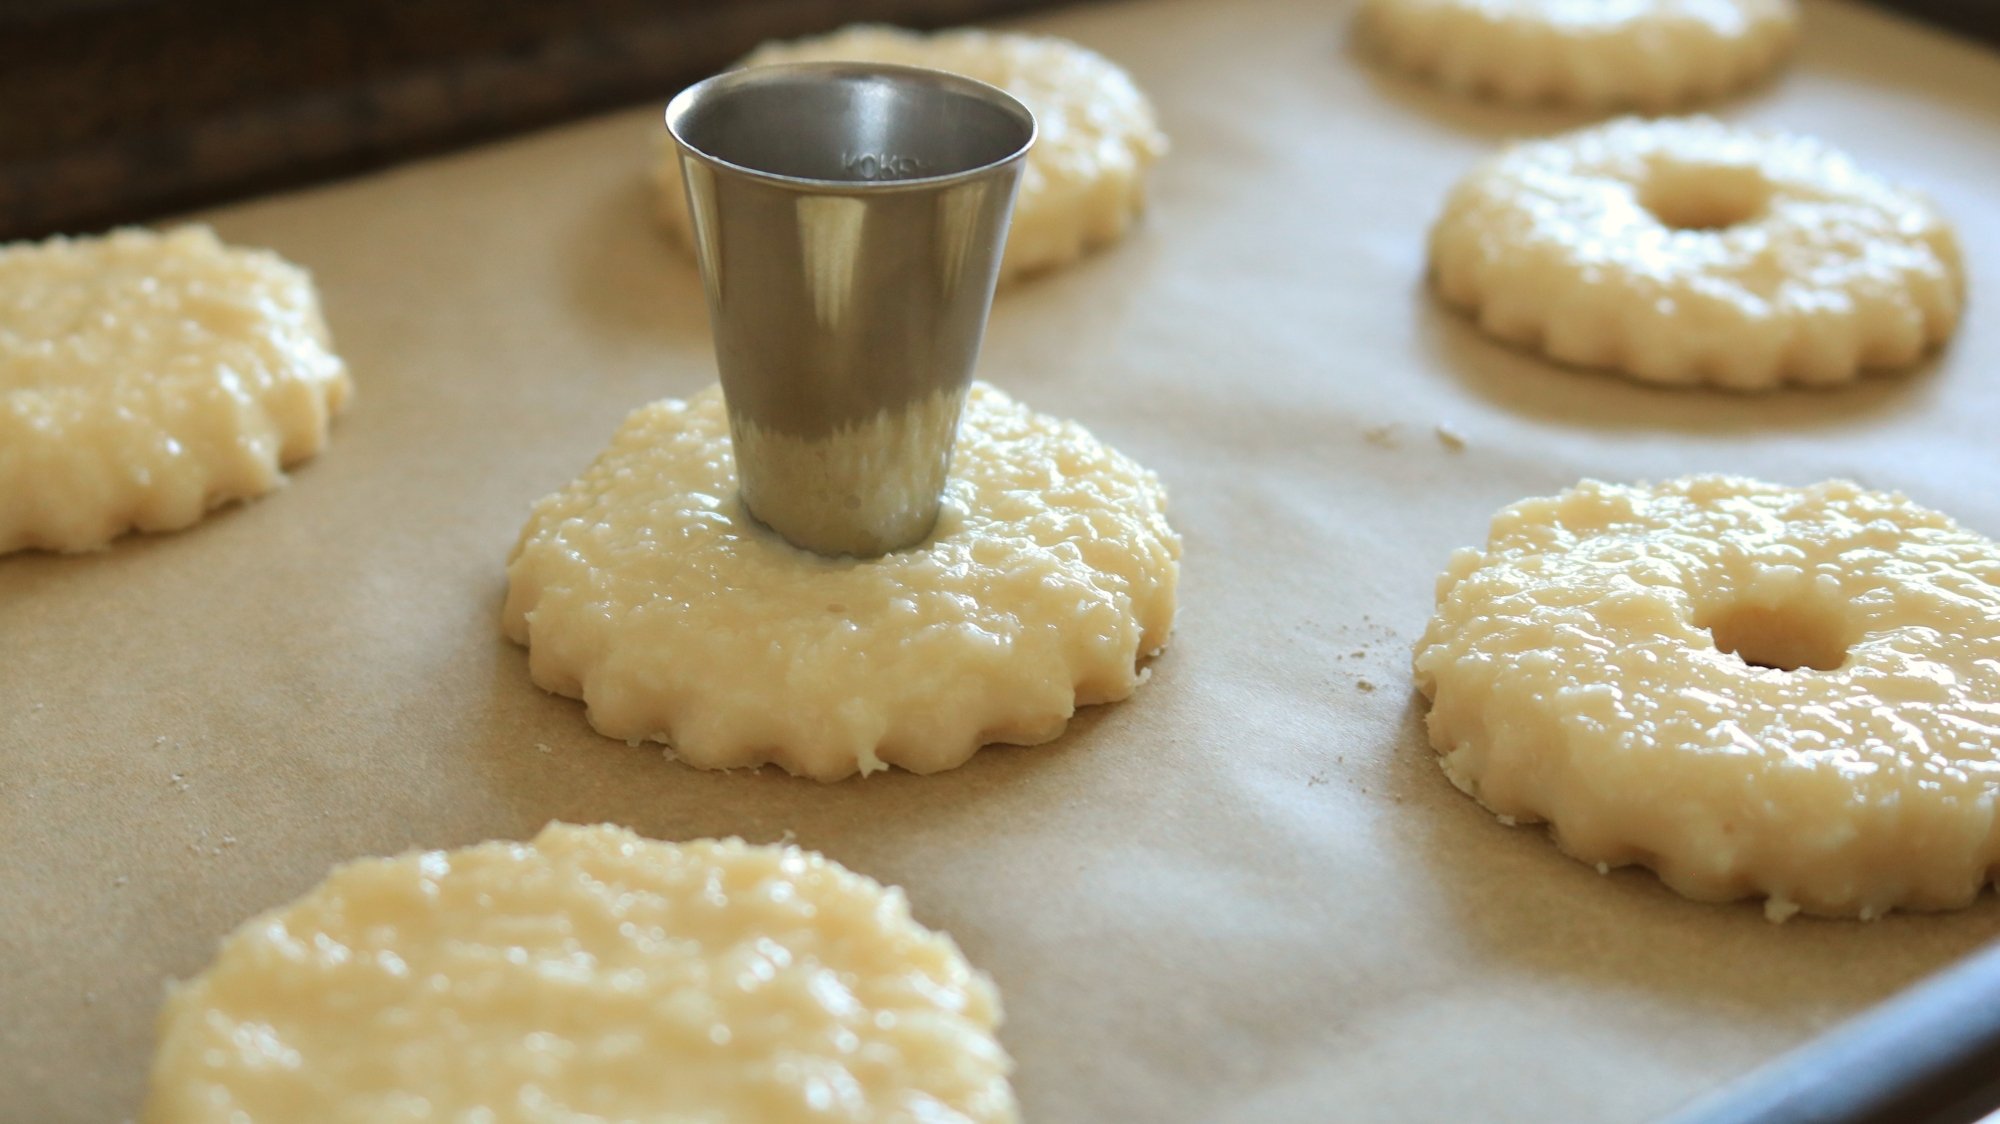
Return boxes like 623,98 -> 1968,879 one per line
664,62 -> 1036,558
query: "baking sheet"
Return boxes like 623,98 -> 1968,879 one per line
6,1 -> 2000,1120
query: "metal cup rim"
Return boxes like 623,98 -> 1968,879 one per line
663,60 -> 1038,194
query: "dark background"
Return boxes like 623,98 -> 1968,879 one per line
0,0 -> 1994,241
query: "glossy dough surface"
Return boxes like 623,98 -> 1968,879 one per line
1429,117 -> 1963,389
0,226 -> 351,553
145,823 -> 1017,1124
654,24 -> 1167,283
1359,0 -> 1799,110
1413,477 -> 2000,920
504,382 -> 1180,780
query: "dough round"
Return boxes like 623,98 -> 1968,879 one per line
1412,476 -> 2000,921
504,382 -> 1180,780
653,24 -> 1168,284
0,226 -> 352,553
1357,0 -> 1799,111
1429,117 -> 1963,390
145,823 -> 1017,1123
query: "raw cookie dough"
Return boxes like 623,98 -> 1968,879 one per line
1429,117 -> 1963,390
145,823 -> 1017,1123
653,24 -> 1168,284
1357,0 -> 1799,111
504,382 -> 1180,780
0,226 -> 352,553
1412,476 -> 2000,921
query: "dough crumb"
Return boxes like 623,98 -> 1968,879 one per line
1435,423 -> 1467,451
1764,898 -> 1801,924
1357,679 -> 1377,692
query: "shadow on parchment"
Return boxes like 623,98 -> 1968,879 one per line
0,453 -> 330,588
560,171 -> 713,347
1380,689 -> 2000,1018
1409,291 -> 1946,437
0,505 -> 231,578
445,599 -> 1176,895
1349,58 -> 1598,143
978,224 -> 1168,403
1793,13 -> 2000,135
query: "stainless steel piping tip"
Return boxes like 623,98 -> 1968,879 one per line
665,61 -> 1035,558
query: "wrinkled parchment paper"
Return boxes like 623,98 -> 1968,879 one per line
6,1 -> 2000,1120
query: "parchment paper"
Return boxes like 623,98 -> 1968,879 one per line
6,1 -> 2000,1120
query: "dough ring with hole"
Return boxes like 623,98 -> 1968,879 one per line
1357,0 -> 1799,111
0,226 -> 352,554
652,24 -> 1167,284
145,822 -> 1018,1123
1412,476 -> 2000,921
1429,117 -> 1963,390
504,382 -> 1180,780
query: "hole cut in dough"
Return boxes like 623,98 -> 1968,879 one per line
145,823 -> 1018,1123
1639,160 -> 1772,231
504,382 -> 1181,780
1697,597 -> 1850,673
0,226 -> 351,554
653,24 -> 1168,284
1413,476 -> 2000,920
